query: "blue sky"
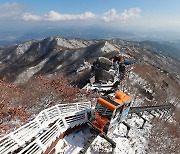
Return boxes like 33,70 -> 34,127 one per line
0,0 -> 178,13
0,0 -> 180,40
1,0 -> 179,16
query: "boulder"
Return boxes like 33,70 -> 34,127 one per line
93,57 -> 112,71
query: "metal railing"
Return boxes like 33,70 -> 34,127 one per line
0,101 -> 91,154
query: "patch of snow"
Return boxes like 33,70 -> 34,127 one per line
4,55 -> 11,61
87,113 -> 152,154
76,60 -> 91,73
56,64 -> 62,70
15,58 -> 48,84
15,41 -> 35,56
129,72 -> 147,86
55,37 -> 94,49
129,71 -> 153,93
38,43 -> 41,49
69,39 -> 87,48
101,41 -> 119,53
55,128 -> 92,154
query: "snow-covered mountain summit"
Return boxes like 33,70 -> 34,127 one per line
0,36 -> 179,85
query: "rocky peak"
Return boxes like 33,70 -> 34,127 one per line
15,40 -> 36,56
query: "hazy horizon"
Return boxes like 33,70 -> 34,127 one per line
1,0 -> 180,41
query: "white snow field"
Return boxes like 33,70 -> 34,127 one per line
55,113 -> 153,154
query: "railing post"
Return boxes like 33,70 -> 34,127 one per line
43,110 -> 50,121
36,138 -> 46,152
35,117 -> 42,127
76,103 -> 79,111
56,106 -> 61,116
85,112 -> 88,121
56,121 -> 63,134
61,117 -> 68,128
9,133 -> 23,146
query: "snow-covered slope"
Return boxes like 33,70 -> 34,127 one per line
0,37 -> 120,84
55,37 -> 96,49
101,41 -> 120,53
15,40 -> 36,56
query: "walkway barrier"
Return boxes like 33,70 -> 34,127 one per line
0,101 -> 91,154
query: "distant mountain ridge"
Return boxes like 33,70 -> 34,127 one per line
0,37 -> 179,85
139,41 -> 180,61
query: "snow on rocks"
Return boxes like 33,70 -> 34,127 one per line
15,40 -> 35,56
56,64 -> 63,70
54,111 -> 153,154
129,71 -> 147,87
15,58 -> 48,84
129,71 -> 153,94
101,41 -> 119,53
55,128 -> 92,154
77,60 -> 91,73
55,37 -> 95,49
87,114 -> 152,154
